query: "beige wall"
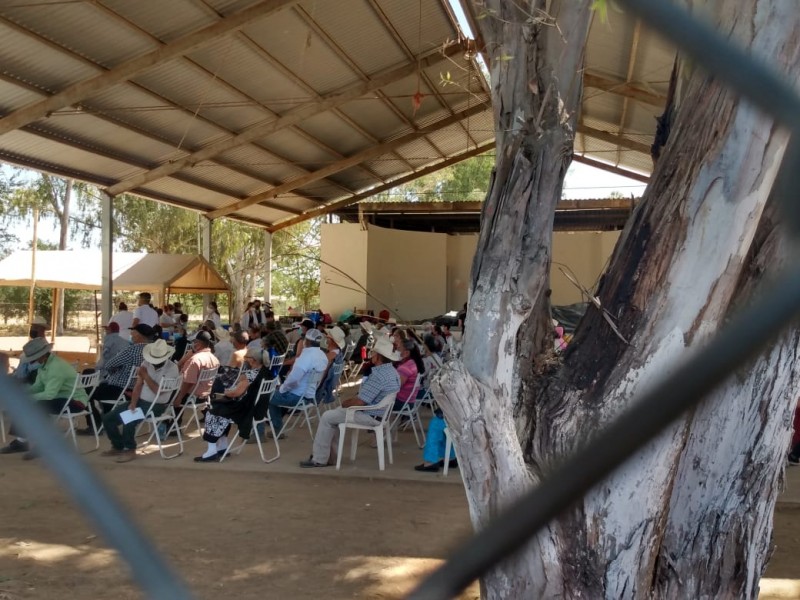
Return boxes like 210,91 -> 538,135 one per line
319,224 -> 620,320
446,234 -> 478,311
366,226 -> 447,321
550,231 -> 620,305
320,223 -> 368,317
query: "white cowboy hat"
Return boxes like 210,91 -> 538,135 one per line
372,335 -> 400,362
327,326 -> 346,349
20,337 -> 53,363
360,321 -> 374,334
142,339 -> 175,364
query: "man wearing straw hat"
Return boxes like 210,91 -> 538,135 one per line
100,339 -> 179,463
0,337 -> 87,459
300,335 -> 400,468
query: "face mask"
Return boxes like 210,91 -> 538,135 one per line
174,333 -> 183,340
29,329 -> 39,338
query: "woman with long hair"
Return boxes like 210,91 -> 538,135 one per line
205,301 -> 222,329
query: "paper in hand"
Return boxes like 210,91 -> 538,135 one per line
119,407 -> 145,424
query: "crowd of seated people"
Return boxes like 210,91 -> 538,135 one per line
1,300 -> 491,475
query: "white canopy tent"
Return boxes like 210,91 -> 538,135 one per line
0,250 -> 229,295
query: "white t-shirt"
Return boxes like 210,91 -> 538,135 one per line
140,360 -> 180,404
110,310 -> 134,341
133,304 -> 159,327
159,313 -> 176,332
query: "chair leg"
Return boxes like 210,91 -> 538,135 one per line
376,428 -> 385,471
67,415 -> 79,450
444,433 -> 452,477
349,429 -> 359,461
304,409 -> 314,439
265,419 -> 281,463
88,412 -> 100,451
219,433 -> 239,463
336,424 -> 346,470
385,425 -> 393,465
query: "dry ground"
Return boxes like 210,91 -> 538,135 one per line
0,457 -> 799,600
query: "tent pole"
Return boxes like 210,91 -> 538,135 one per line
27,206 -> 39,326
100,191 -> 114,328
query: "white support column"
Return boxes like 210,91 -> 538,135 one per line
264,231 -> 272,305
201,217 -> 213,315
100,191 -> 114,326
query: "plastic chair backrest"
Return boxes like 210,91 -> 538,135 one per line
269,353 -> 286,369
189,367 -> 218,398
375,392 -> 398,421
153,376 -> 183,408
254,377 -> 279,406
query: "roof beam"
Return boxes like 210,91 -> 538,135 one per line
577,124 -> 652,155
0,0 -> 299,137
104,42 -> 463,197
572,154 -> 650,183
267,141 -> 494,232
207,103 -> 488,220
352,197 -> 638,214
583,72 -> 666,107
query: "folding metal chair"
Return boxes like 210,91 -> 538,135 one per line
389,374 -> 425,447
220,377 -> 280,463
175,366 -> 218,434
57,371 -> 101,451
95,365 -> 137,435
140,376 -> 184,459
278,369 -> 324,438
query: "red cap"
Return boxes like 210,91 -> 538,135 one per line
103,322 -> 120,333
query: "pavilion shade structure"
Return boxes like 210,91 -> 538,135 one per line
0,251 -> 229,295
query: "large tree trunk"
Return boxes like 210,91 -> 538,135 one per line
437,1 -> 800,598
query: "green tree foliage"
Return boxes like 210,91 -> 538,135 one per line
272,221 -> 321,313
371,152 -> 494,203
113,194 -> 197,254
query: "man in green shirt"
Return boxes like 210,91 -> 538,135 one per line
0,337 -> 87,459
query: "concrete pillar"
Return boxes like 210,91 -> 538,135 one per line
201,217 -> 213,316
264,231 -> 272,305
100,191 -> 114,326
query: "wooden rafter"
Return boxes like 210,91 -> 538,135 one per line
577,124 -> 652,155
583,72 -> 666,107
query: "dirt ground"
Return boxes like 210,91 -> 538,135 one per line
0,458 -> 799,600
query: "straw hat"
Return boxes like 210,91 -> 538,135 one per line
20,337 -> 53,363
142,339 -> 175,364
372,335 -> 400,362
360,321 -> 374,334
327,326 -> 346,349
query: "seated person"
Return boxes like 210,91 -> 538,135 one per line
0,338 -> 88,459
316,326 -> 347,406
300,336 -> 400,468
194,348 -> 263,463
213,328 -> 234,367
173,331 -> 220,423
393,339 -> 426,411
96,321 -> 130,369
100,339 -> 180,463
10,317 -> 50,384
414,408 -> 457,473
267,328 -> 328,438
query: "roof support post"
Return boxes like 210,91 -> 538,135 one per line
100,191 -> 114,328
264,231 -> 272,306
200,217 -> 214,320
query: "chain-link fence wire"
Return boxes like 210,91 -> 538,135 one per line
407,0 -> 800,597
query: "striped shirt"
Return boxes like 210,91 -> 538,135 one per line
102,343 -> 146,389
359,362 -> 400,417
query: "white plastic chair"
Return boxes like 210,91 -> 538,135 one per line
95,365 -> 138,434
336,392 -> 397,471
175,366 -> 218,434
57,371 -> 101,451
140,376 -> 184,459
278,369 -> 324,438
221,377 -> 280,463
388,374 -> 425,447
268,352 -> 286,372
319,361 -> 346,412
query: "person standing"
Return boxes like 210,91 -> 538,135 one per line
205,301 -> 222,329
109,302 -> 134,341
131,292 -> 158,328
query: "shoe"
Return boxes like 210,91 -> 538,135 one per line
448,459 -> 458,469
216,449 -> 228,458
115,449 -> 137,463
0,439 -> 29,454
267,431 -> 286,440
101,448 -> 125,457
193,454 -> 220,463
414,463 -> 440,472
75,427 -> 95,436
299,459 -> 329,468
22,450 -> 40,461
789,454 -> 799,466
246,436 -> 260,445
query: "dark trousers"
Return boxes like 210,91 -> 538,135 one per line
87,383 -> 124,428
8,398 -> 85,437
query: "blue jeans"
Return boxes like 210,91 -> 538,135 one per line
422,415 -> 455,464
266,389 -> 304,436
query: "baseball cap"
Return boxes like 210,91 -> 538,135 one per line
129,323 -> 155,337
103,322 -> 120,333
304,328 -> 323,343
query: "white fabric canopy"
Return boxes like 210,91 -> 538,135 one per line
0,250 -> 229,294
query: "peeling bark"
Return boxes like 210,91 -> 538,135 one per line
437,0 -> 800,598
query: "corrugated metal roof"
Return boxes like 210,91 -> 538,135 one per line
0,0 -> 668,230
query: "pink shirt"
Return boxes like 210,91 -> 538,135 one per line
181,348 -> 219,398
396,359 -> 419,403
